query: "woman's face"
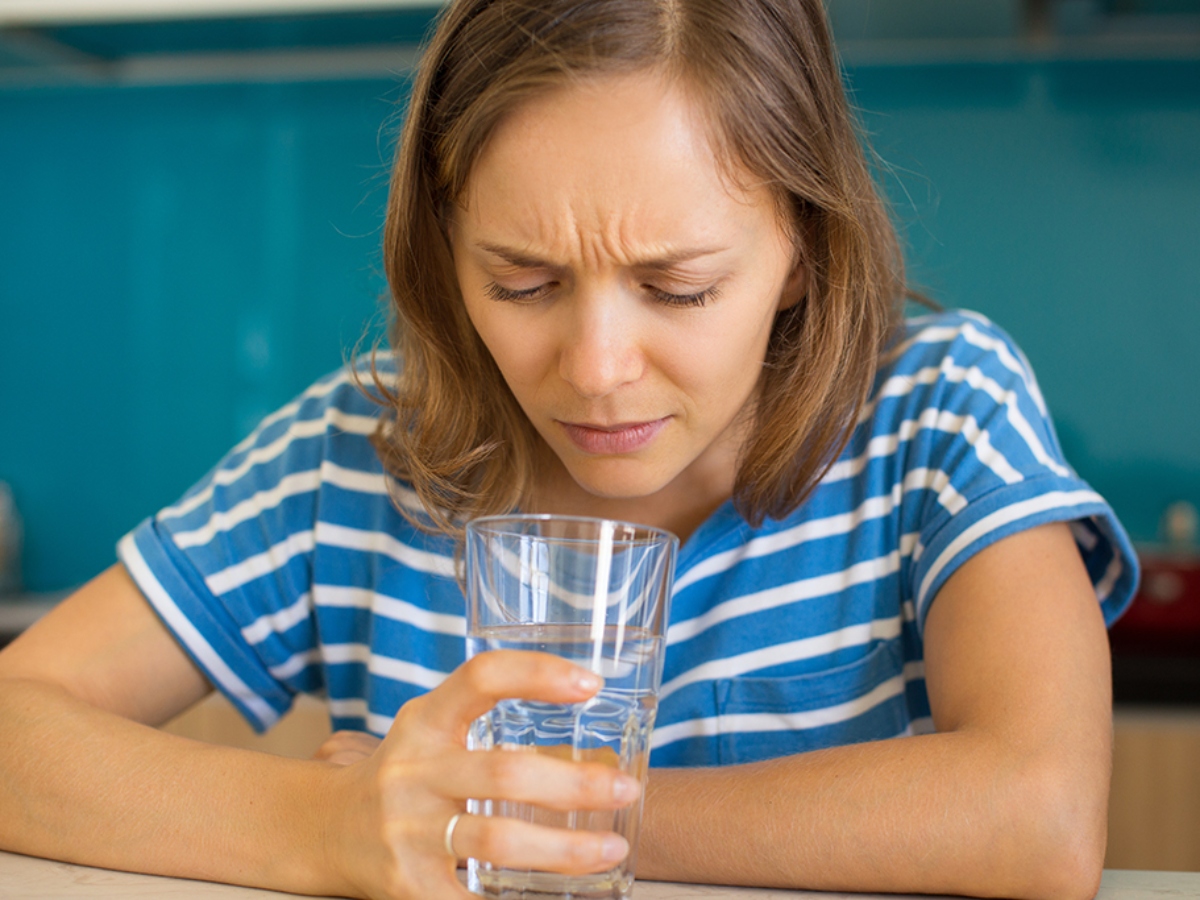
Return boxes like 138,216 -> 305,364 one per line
450,71 -> 805,509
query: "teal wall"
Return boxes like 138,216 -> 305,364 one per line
2,57 -> 1198,591
852,61 -> 1200,547
1,79 -> 402,590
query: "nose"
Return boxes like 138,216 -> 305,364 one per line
557,290 -> 645,399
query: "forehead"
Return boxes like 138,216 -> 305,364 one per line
456,70 -> 782,256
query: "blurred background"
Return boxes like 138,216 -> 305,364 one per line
1,0 -> 1198,870
3,0 -> 1198,593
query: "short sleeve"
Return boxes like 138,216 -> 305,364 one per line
117,366 -> 384,732
890,312 -> 1139,633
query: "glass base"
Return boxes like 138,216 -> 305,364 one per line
468,860 -> 634,899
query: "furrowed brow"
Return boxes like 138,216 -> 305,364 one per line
477,243 -> 553,269
635,248 -> 727,272
477,242 -> 726,270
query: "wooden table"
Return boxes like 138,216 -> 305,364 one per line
2,850 -> 1197,899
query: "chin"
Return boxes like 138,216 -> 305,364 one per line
566,461 -> 675,503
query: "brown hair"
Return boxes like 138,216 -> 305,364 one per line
366,0 -> 907,538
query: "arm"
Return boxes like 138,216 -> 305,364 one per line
0,564 -> 336,889
0,564 -> 639,898
636,522 -> 1111,900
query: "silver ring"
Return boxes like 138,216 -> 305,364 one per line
443,812 -> 464,859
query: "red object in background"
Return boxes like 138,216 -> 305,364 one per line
1109,549 -> 1200,656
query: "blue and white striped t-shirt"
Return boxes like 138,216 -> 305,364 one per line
119,310 -> 1138,767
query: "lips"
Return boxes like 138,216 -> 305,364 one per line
558,417 -> 669,455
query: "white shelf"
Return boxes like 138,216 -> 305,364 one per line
0,0 -> 444,27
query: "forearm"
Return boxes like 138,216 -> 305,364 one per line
0,678 -> 346,896
637,728 -> 1109,900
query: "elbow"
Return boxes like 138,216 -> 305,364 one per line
1005,757 -> 1108,900
1024,820 -> 1105,900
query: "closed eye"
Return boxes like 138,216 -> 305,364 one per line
484,281 -> 719,307
648,285 -> 720,308
484,282 -> 553,303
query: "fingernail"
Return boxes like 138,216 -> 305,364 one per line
576,671 -> 602,692
613,775 -> 640,803
601,834 -> 629,863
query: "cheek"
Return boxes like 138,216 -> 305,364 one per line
465,304 -> 551,392
664,308 -> 775,397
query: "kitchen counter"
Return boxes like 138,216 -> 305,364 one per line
1,850 -> 1197,899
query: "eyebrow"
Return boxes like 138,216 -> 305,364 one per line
476,241 -> 727,271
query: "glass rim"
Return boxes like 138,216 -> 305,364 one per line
466,513 -> 679,548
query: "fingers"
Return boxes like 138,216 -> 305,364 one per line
355,652 -> 630,895
450,813 -> 630,875
428,746 -> 641,811
409,651 -> 602,737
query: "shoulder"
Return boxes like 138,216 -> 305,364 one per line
159,354 -> 412,526
236,354 -> 394,465
885,309 -> 1038,383
866,309 -> 1050,429
294,353 -> 397,426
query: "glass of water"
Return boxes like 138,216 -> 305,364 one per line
464,514 -> 678,900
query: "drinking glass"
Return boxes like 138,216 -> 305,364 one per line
464,514 -> 678,900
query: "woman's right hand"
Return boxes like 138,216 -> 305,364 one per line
318,650 -> 641,900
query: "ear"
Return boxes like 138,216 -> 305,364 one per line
777,259 -> 808,312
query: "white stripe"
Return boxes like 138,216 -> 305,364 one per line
960,317 -> 1048,417
1070,520 -> 1099,552
371,655 -> 450,690
909,716 -> 936,735
668,552 -> 901,647
878,323 -> 961,369
322,461 -> 431,517
269,647 -> 322,680
833,405 -> 1022,488
997,394 -> 1070,478
160,407 -> 377,521
313,584 -> 465,636
661,616 -> 902,699
674,469 -> 952,595
327,696 -> 369,720
652,673 -> 906,750
1095,552 -> 1124,605
118,534 -> 280,728
174,469 -> 322,549
317,521 -> 457,578
282,642 -> 450,692
367,712 -> 396,736
205,529 -> 317,596
911,534 -> 926,564
328,695 -> 396,734
861,358 -> 1068,479
884,315 -> 1043,417
917,489 -> 1106,612
242,592 -> 312,645
172,460 -> 405,550
270,645 -> 374,686
227,367 -> 358,456
204,521 -> 454,607
321,460 -> 388,495
927,411 -> 1021,484
876,316 -> 1049,434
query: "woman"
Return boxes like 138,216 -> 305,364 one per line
0,2 -> 1136,899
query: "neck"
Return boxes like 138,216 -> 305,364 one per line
526,441 -> 740,545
